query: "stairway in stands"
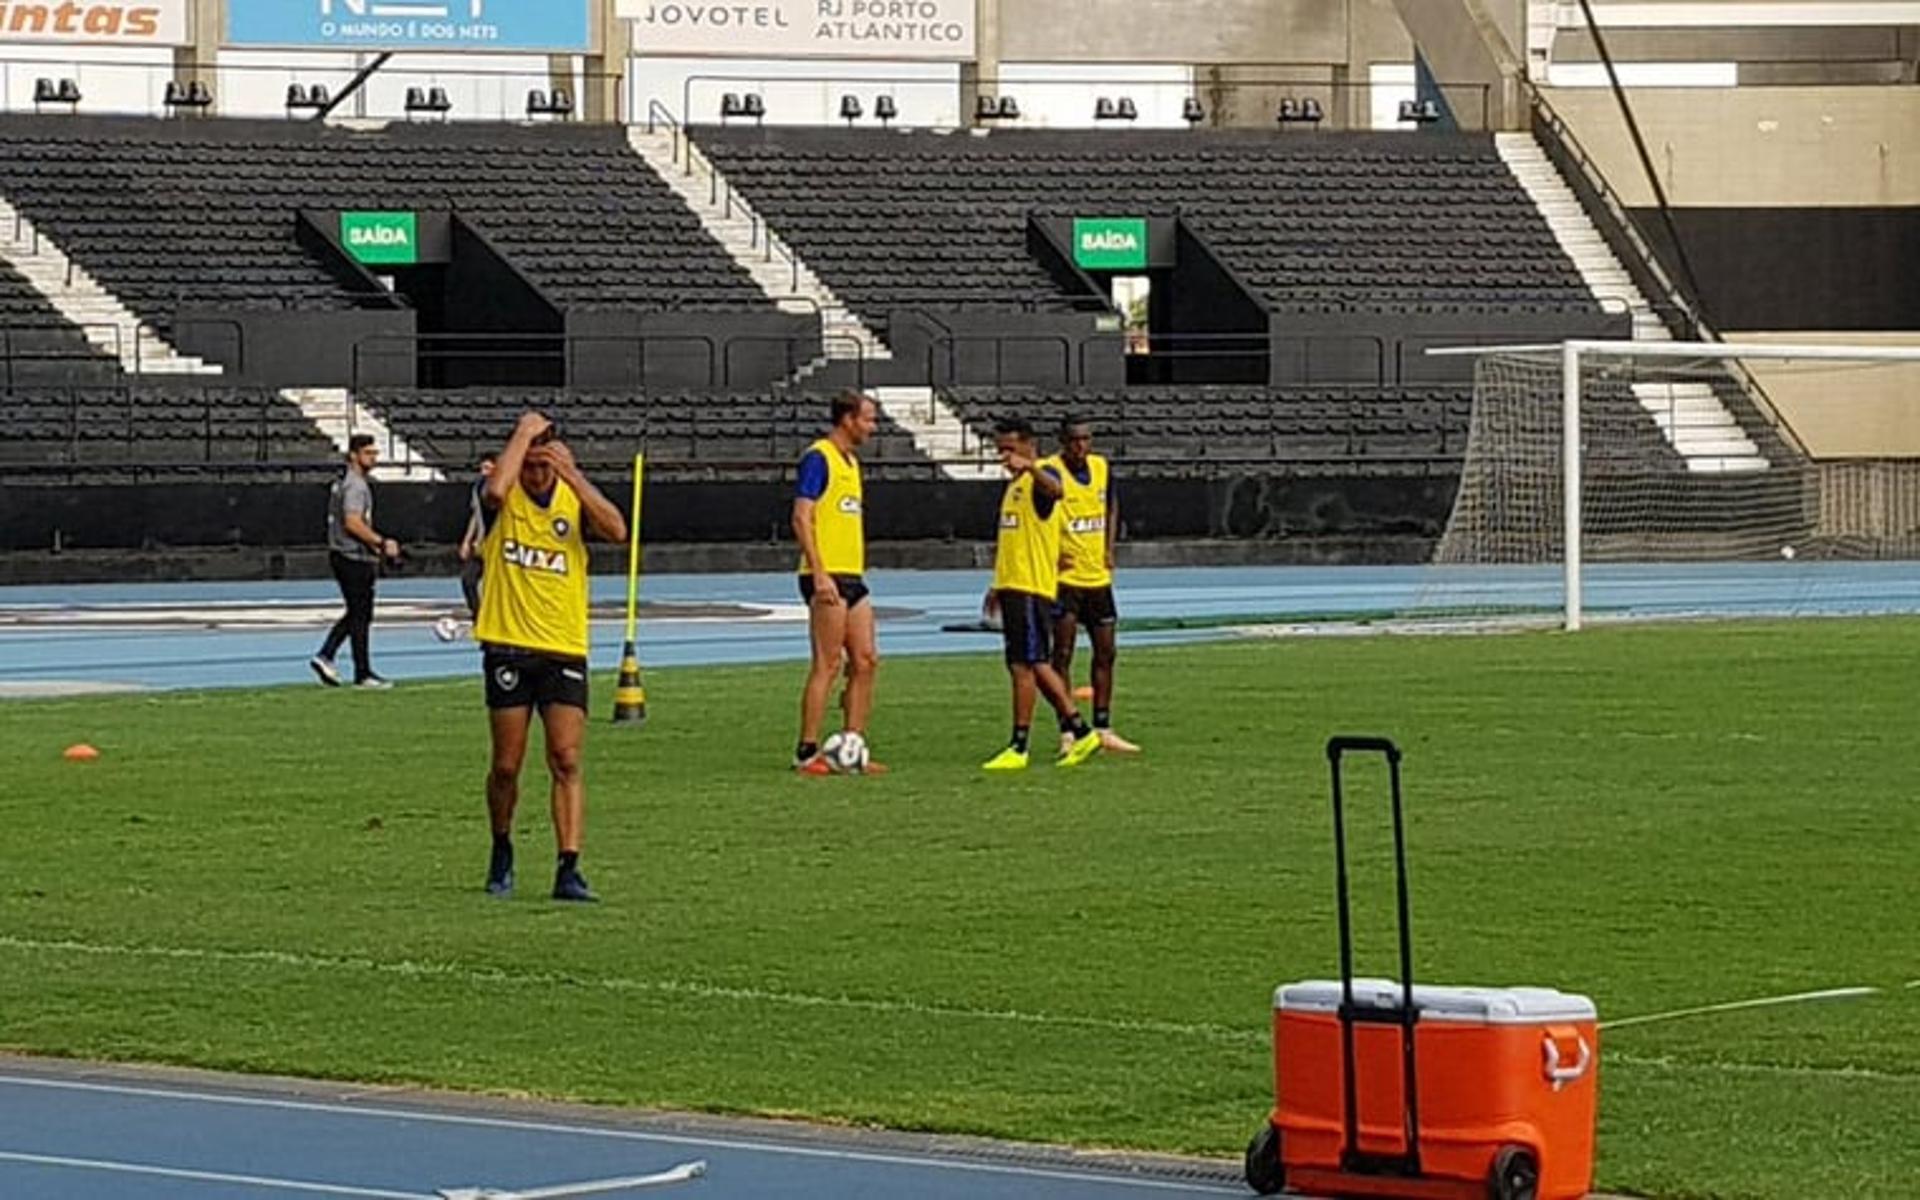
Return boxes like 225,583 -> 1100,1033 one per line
1497,134 -> 1767,474
626,127 -> 890,375
0,194 -> 218,377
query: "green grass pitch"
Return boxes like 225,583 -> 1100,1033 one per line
2,620 -> 1916,1198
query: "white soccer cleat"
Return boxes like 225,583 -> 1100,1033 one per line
1098,730 -> 1142,755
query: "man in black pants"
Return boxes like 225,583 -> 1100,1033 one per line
310,434 -> 402,689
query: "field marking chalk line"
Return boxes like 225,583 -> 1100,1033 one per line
0,934 -> 1259,1047
0,1149 -> 427,1198
1602,986 -> 1880,1031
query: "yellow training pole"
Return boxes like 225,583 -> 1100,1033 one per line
612,452 -> 647,726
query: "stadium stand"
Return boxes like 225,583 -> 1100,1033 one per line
695,128 -> 1597,333
0,261 -> 119,387
943,385 -> 1479,468
0,116 -> 771,336
355,388 -> 930,475
0,384 -> 341,469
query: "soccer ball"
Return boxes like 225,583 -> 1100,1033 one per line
432,616 -> 463,643
821,730 -> 870,775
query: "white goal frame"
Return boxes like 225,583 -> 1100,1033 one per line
1430,338 -> 1920,632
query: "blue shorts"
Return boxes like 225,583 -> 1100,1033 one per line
997,590 -> 1055,666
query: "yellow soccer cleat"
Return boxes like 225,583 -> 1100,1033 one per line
982,746 -> 1031,771
1057,730 -> 1103,768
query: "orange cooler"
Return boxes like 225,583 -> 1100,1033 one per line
1267,979 -> 1598,1199
1246,738 -> 1599,1200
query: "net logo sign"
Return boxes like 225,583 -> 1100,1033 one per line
227,0 -> 590,51
0,0 -> 187,45
341,212 -> 418,267
1073,218 -> 1148,271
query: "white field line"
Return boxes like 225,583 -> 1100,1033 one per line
0,1077 -> 1247,1197
0,1149 -> 427,1198
1601,986 -> 1881,1031
0,935 -> 1261,1047
1606,1052 -> 1916,1084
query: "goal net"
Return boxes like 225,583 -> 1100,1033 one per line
1421,340 -> 1920,629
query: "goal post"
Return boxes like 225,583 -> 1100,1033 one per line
1427,338 -> 1920,631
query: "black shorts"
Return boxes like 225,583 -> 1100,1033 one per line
483,646 -> 590,713
799,573 -> 871,609
1054,584 -> 1119,629
997,590 -> 1055,666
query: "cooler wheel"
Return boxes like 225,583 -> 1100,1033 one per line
1243,1123 -> 1286,1195
1489,1145 -> 1539,1200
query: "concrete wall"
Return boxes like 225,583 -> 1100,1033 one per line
999,0 -> 1350,64
1543,85 -> 1920,206
1729,332 -> 1920,459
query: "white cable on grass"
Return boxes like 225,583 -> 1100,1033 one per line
1602,986 -> 1880,1031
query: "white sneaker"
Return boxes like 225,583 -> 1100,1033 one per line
309,656 -> 342,688
354,674 -> 394,691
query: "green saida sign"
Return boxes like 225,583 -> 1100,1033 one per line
1072,217 -> 1148,270
341,212 -> 418,266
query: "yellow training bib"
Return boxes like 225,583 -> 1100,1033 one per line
474,479 -> 591,659
1044,453 -> 1112,589
992,470 -> 1062,599
796,438 -> 865,577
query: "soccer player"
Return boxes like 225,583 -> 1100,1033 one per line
982,417 -> 1102,771
310,433 -> 401,689
474,413 -> 627,902
457,452 -> 497,620
792,391 -> 881,775
1046,418 -> 1140,756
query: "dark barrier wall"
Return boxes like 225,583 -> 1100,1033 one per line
1167,219 -> 1270,385
7,474 -> 1464,555
890,310 -> 1125,389
565,311 -> 822,390
173,308 -> 418,388
1635,207 -> 1920,331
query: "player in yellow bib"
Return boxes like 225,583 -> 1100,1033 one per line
982,417 -> 1102,771
474,412 -> 627,903
1044,417 -> 1140,756
791,391 -> 882,775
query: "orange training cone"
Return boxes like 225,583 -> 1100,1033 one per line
63,743 -> 100,762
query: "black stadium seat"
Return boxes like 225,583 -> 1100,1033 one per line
0,116 -> 770,338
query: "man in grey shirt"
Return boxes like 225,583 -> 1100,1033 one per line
311,434 -> 402,688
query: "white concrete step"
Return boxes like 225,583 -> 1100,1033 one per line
870,386 -> 1000,480
1496,133 -> 1772,472
0,193 -> 224,378
626,127 -> 895,373
285,388 -> 442,481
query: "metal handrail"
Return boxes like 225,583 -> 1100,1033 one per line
1527,83 -> 1803,457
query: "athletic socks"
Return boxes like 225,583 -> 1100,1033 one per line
1094,708 -> 1112,731
492,831 -> 512,854
795,740 -> 819,763
1068,715 -> 1093,740
558,851 -> 580,875
1011,726 -> 1031,754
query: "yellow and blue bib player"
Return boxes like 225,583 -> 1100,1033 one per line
791,391 -> 883,775
982,416 -> 1103,772
473,412 -> 627,903
1041,417 -> 1139,756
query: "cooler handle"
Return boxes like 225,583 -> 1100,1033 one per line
1542,1027 -> 1592,1091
